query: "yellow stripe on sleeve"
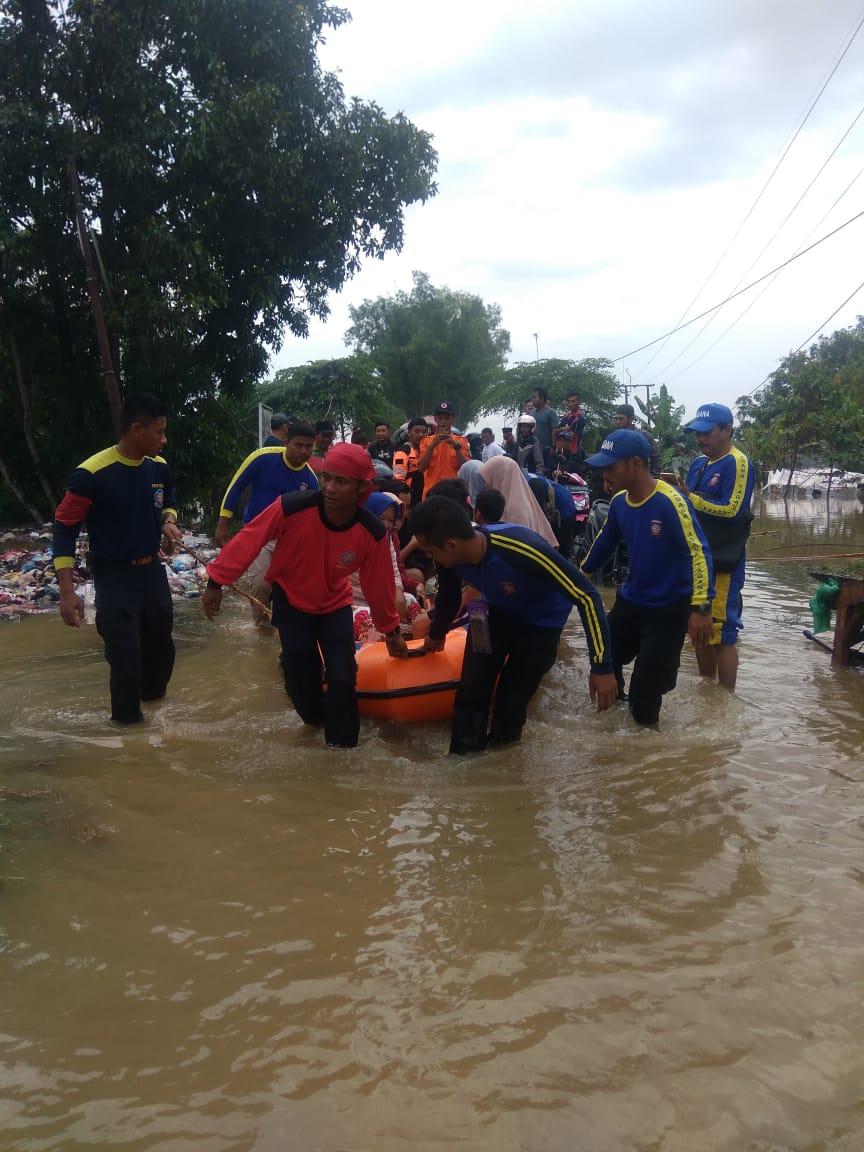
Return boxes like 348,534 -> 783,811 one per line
488,532 -> 608,665
663,485 -> 711,604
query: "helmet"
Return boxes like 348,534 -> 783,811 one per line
516,414 -> 536,428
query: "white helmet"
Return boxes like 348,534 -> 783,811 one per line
517,414 -> 536,428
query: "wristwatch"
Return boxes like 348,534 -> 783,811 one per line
690,603 -> 712,615
384,626 -> 402,639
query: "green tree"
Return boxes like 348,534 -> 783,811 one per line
256,356 -> 400,442
344,271 -> 510,424
736,319 -> 864,485
479,357 -> 619,447
0,0 -> 437,520
635,384 -> 687,468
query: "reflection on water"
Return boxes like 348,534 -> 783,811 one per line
1,498 -> 863,1151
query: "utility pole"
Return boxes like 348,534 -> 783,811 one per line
532,332 -> 539,362
637,384 -> 653,430
67,156 -> 122,438
622,367 -> 632,406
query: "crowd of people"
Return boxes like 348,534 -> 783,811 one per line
52,391 -> 755,751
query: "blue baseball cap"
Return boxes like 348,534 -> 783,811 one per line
685,403 -> 733,431
584,429 -> 650,467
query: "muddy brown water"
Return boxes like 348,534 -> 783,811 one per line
1,497 -> 863,1151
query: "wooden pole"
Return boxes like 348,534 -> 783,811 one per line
67,156 -> 122,439
177,541 -> 272,621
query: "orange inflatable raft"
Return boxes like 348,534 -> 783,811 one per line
355,629 -> 466,721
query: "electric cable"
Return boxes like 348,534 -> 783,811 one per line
612,208 -> 864,362
629,4 -> 864,378
741,276 -> 864,399
642,105 -> 864,385
651,162 -> 864,387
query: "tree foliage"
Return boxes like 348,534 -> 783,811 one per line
256,356 -> 402,442
344,271 -> 510,424
479,357 -> 619,446
635,384 -> 688,469
736,318 -> 864,475
0,0 -> 437,521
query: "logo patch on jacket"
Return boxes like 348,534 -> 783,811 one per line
153,485 -> 164,509
707,471 -> 721,489
650,519 -> 663,536
337,549 -> 357,568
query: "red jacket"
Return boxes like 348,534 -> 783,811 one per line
207,491 -> 400,634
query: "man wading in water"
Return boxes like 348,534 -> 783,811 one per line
53,392 -> 183,725
202,443 -> 409,748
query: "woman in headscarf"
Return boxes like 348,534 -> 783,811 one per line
351,491 -> 429,643
527,474 -> 578,557
480,455 -> 559,548
457,459 -> 486,510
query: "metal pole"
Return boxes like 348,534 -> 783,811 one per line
532,332 -> 539,361
67,156 -> 122,438
640,384 -> 652,430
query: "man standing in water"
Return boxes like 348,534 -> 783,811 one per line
679,403 -> 755,690
202,443 -> 409,748
214,419 -> 318,626
53,392 -> 183,724
410,495 -> 617,754
581,429 -> 714,726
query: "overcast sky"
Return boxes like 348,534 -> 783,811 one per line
271,0 -> 864,423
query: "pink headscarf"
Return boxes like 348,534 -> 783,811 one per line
480,455 -> 559,548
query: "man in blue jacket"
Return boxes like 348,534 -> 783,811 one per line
53,393 -> 184,724
410,496 -> 618,754
581,429 -> 714,725
214,419 -> 318,625
680,403 -> 755,690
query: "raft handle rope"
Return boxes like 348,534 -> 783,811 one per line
177,541 -> 273,621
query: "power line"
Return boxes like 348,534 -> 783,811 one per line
612,208 -> 864,362
642,106 -> 864,386
630,4 -> 864,379
742,277 -> 864,400
650,162 -> 864,387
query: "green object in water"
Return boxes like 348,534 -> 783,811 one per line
809,579 -> 839,633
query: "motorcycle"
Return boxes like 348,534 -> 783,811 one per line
574,495 -> 629,586
552,469 -> 592,543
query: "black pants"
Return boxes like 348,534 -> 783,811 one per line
607,593 -> 690,725
271,584 -> 359,748
554,517 -> 577,559
94,562 -> 175,724
450,608 -> 561,755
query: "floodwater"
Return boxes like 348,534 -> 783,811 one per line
1,496 -> 863,1152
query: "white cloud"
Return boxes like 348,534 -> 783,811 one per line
274,0 -> 864,421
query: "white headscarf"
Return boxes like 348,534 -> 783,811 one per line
480,455 -> 559,548
458,459 -> 486,506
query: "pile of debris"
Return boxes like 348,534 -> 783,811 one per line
0,527 -> 218,623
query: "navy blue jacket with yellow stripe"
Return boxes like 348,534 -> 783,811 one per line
430,522 -> 613,674
53,447 -> 177,568
582,480 -> 714,608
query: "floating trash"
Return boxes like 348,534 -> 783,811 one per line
0,526 -> 219,621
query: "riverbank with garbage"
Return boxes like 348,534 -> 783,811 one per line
0,526 -> 217,623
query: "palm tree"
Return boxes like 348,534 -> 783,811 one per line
635,385 -> 686,469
